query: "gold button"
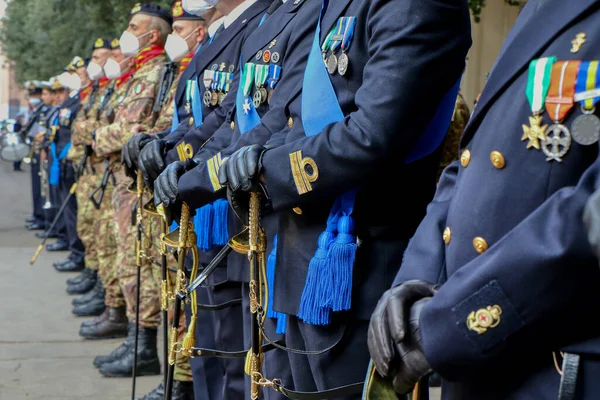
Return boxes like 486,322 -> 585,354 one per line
473,237 -> 488,254
443,227 -> 451,244
293,207 -> 303,215
189,117 -> 194,126
460,149 -> 471,167
490,151 -> 505,169
230,121 -> 235,131
288,117 -> 294,128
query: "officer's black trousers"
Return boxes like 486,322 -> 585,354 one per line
30,153 -> 45,225
285,314 -> 370,399
58,161 -> 84,261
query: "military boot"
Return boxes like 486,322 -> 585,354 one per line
80,307 -> 108,329
72,277 -> 103,306
79,306 -> 128,340
67,267 -> 93,286
67,268 -> 97,295
93,323 -> 135,368
99,327 -> 160,377
136,381 -> 193,400
72,279 -> 105,317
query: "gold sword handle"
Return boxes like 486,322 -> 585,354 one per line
248,192 -> 260,258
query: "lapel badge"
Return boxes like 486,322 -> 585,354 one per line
570,33 -> 587,53
219,62 -> 226,72
228,65 -> 235,73
294,0 -> 301,4
466,305 -> 502,335
269,40 -> 277,49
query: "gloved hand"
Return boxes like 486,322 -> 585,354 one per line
367,280 -> 438,378
122,133 -> 157,179
154,161 -> 187,208
138,139 -> 175,188
218,145 -> 272,224
391,297 -> 433,395
153,191 -> 195,227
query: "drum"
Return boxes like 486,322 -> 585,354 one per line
1,132 -> 31,162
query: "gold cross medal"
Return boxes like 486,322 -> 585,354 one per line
522,57 -> 556,151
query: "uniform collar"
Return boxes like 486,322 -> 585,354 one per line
224,0 -> 257,29
209,16 -> 225,38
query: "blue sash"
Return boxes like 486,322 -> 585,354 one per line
49,141 -> 72,186
297,0 -> 461,326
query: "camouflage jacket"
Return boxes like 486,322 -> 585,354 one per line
93,50 -> 168,157
67,82 -> 109,163
437,92 -> 470,181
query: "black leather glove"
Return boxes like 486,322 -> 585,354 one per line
154,161 -> 187,208
367,280 -> 438,378
138,139 -> 175,188
218,145 -> 271,224
391,297 -> 433,395
153,191 -> 195,227
122,133 -> 157,179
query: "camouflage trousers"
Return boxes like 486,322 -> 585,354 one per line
111,169 -> 160,328
90,164 -> 124,309
149,216 -> 192,382
76,172 -> 99,271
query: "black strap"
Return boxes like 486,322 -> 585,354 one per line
197,298 -> 242,311
558,352 -> 580,400
257,310 -> 346,356
271,380 -> 364,400
192,340 -> 285,358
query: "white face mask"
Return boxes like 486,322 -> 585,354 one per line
29,98 -> 41,106
182,0 -> 219,16
165,31 -> 196,62
119,30 -> 152,56
86,61 -> 105,80
104,58 -> 123,79
68,74 -> 82,91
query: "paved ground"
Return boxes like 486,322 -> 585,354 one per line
0,161 -> 160,400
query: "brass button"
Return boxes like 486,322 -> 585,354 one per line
473,237 -> 488,254
460,149 -> 471,167
293,207 -> 303,215
490,151 -> 505,169
189,117 -> 194,126
288,117 -> 294,128
230,121 -> 235,131
443,227 -> 451,244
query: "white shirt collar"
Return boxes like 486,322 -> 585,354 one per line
223,0 -> 258,29
208,17 -> 225,38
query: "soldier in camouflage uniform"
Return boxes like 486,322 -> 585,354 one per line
63,40 -> 113,299
76,39 -> 136,342
89,3 -> 172,379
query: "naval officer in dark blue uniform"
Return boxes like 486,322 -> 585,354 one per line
368,0 -> 600,399
153,0 -> 320,397
218,0 -> 471,396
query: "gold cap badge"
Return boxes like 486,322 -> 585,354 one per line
94,38 -> 104,49
172,1 -> 184,17
111,38 -> 120,49
131,3 -> 142,14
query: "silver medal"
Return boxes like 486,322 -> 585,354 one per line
203,90 -> 212,106
542,124 -> 572,162
253,90 -> 262,109
571,107 -> 600,145
326,54 -> 338,75
337,52 -> 349,76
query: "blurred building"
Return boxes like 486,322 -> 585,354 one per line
462,1 -> 525,108
0,0 -> 27,120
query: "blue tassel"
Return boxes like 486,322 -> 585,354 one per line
49,161 -> 60,185
211,198 -> 229,246
276,313 -> 287,335
298,229 -> 336,325
266,235 -> 287,334
326,215 -> 356,312
195,204 -> 214,251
